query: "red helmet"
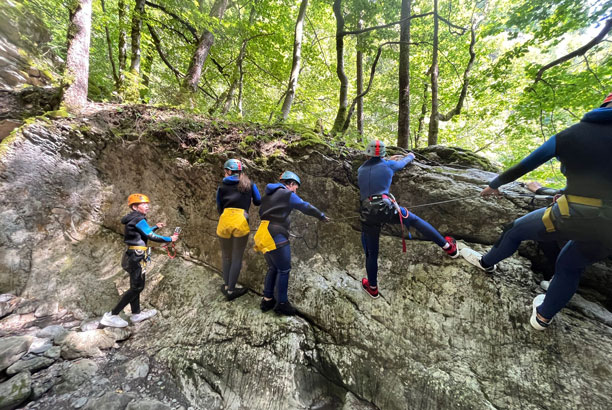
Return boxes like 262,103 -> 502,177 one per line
601,92 -> 612,108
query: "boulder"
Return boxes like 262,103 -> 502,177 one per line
60,328 -> 130,360
0,336 -> 32,371
124,355 -> 150,380
55,359 -> 98,394
0,371 -> 31,409
82,391 -> 138,410
125,399 -> 172,410
36,324 -> 68,341
6,355 -> 55,375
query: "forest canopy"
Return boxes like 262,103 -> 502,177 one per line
15,0 -> 612,186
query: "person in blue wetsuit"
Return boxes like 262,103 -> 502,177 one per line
101,193 -> 179,328
254,171 -> 329,315
216,159 -> 261,300
358,140 -> 458,299
462,92 -> 612,330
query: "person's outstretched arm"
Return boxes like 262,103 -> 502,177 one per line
289,193 -> 328,221
483,136 -> 557,196
385,153 -> 416,172
135,219 -> 173,242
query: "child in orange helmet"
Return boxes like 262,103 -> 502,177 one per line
100,194 -> 178,328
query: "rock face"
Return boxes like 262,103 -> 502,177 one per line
0,106 -> 611,409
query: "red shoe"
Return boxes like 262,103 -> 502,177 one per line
444,236 -> 459,258
361,278 -> 380,299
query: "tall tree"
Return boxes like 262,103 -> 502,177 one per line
331,0 -> 349,135
124,0 -> 146,101
62,0 -> 92,112
100,0 -> 119,88
117,0 -> 128,90
181,0 -> 229,97
356,19 -> 364,136
427,0 -> 440,146
397,0 -> 412,148
278,0 -> 309,122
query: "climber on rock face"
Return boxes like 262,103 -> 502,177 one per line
462,92 -> 612,330
254,171 -> 329,315
216,159 -> 261,301
100,193 -> 179,328
358,140 -> 458,299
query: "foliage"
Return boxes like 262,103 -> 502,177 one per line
18,0 -> 612,185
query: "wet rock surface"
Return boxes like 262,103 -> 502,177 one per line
0,106 -> 610,409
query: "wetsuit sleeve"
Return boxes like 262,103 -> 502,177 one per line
535,186 -> 562,196
489,136 -> 557,189
251,183 -> 262,206
289,192 -> 326,220
216,187 -> 223,214
135,219 -> 172,242
385,156 -> 414,172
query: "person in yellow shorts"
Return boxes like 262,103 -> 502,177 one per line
254,171 -> 329,315
216,159 -> 261,300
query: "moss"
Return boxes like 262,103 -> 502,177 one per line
45,108 -> 70,118
0,128 -> 25,159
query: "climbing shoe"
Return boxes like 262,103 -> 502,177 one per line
361,278 -> 380,299
225,287 -> 249,301
260,297 -> 276,312
530,294 -> 551,331
100,312 -> 128,328
444,236 -> 459,258
274,301 -> 298,316
130,309 -> 157,323
460,248 -> 496,273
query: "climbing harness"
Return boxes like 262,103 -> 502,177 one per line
541,194 -> 608,233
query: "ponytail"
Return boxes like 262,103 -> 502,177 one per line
235,171 -> 251,193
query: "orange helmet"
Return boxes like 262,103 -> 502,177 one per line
127,193 -> 150,207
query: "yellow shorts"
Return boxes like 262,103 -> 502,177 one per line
253,221 -> 277,254
216,208 -> 250,239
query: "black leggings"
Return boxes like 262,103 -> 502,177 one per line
219,235 -> 249,291
112,250 -> 146,315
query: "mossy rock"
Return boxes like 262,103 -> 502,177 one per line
416,145 -> 498,172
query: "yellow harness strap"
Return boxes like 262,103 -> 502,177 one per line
541,194 -> 603,233
566,195 -> 602,207
542,207 -> 556,233
216,208 -> 250,239
253,220 -> 277,254
128,246 -> 148,250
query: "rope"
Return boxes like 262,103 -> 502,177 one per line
161,242 -> 177,259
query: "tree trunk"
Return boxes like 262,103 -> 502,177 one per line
101,0 -> 119,88
356,20 -> 364,136
62,0 -> 92,113
427,0 -> 440,146
140,44 -> 154,103
124,0 -> 146,101
438,23 -> 476,122
397,0 -> 411,148
117,0 -> 128,90
279,0 -> 309,122
415,82 -> 428,148
331,0 -> 348,135
221,40 -> 248,115
182,0 -> 229,95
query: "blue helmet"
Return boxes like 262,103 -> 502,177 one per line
280,170 -> 301,186
224,159 -> 243,172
